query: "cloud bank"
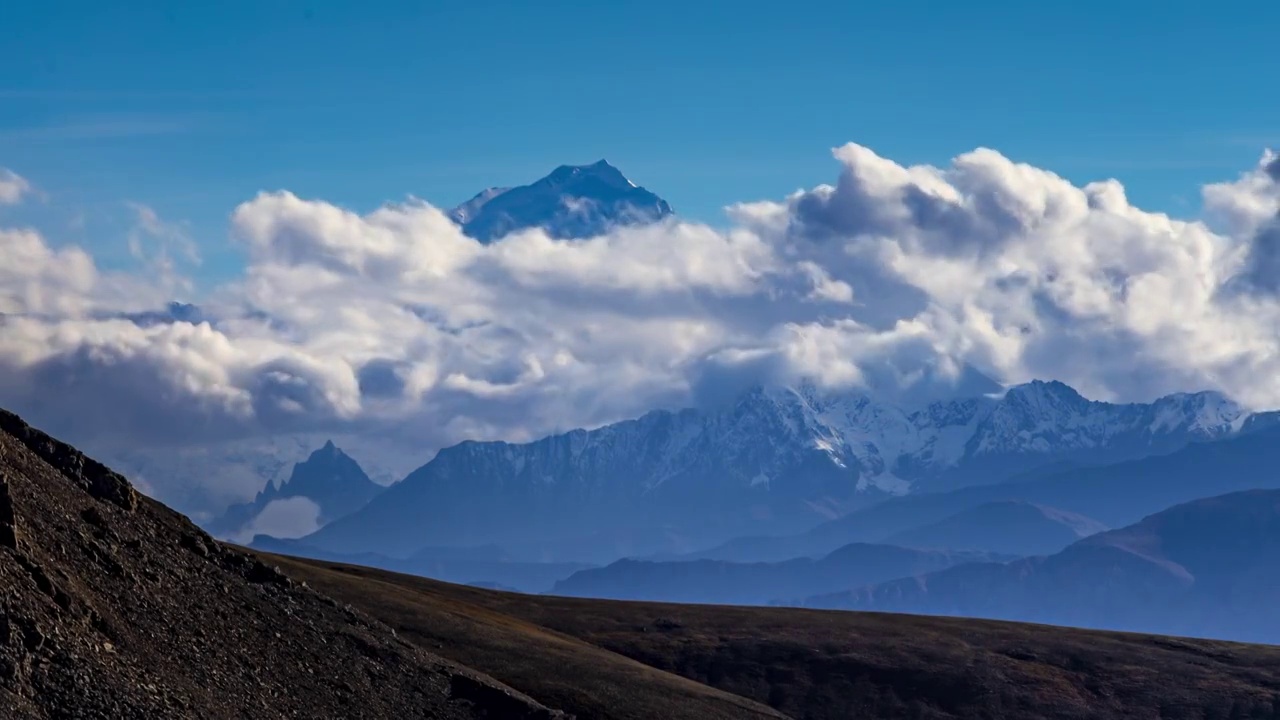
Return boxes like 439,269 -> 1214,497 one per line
1,147 -> 1279,501
228,496 -> 323,544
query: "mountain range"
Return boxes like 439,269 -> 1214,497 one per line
798,489 -> 1280,644
298,380 -> 1252,563
109,162 -> 1266,582
692,417 -> 1280,564
13,401 -> 1277,718
92,160 -> 1280,646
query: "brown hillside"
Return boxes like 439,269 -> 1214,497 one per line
0,409 -> 564,719
271,555 -> 1280,720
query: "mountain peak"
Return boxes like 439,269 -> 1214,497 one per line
1003,379 -> 1086,408
1009,378 -> 1080,395
206,440 -> 385,540
449,160 -> 672,242
542,159 -> 633,190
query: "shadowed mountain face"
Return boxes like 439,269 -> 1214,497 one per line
802,489 -> 1280,644
450,160 -> 674,241
205,440 -> 383,541
550,543 -> 1005,605
0,409 -> 563,719
885,501 -> 1108,556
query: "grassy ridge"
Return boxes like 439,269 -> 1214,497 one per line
264,553 -> 1280,720
263,553 -> 784,720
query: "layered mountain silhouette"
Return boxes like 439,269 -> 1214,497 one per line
449,160 -> 673,241
300,381 -> 1249,563
550,543 -> 1005,605
884,501 -> 1108,556
693,420 -> 1280,563
0,409 -> 563,718
801,489 -> 1280,643
206,440 -> 383,541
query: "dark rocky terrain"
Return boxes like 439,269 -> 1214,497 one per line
0,409 -> 565,719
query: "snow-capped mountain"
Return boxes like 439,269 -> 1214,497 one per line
301,380 -> 1250,562
204,440 -> 385,540
449,159 -> 673,241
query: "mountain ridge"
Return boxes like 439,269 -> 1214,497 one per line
693,419 -> 1280,563
301,379 -> 1252,562
800,488 -> 1280,643
884,500 -> 1108,556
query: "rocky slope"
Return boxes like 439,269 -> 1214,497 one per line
0,408 -> 565,719
303,381 -> 1248,562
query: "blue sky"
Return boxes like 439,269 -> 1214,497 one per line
2,0 -> 1278,285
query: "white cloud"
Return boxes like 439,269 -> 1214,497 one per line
0,228 -> 98,316
0,169 -> 30,205
2,146 -> 1280,513
126,203 -> 202,297
229,496 -> 323,544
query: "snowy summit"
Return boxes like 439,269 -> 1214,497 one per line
448,159 -> 674,241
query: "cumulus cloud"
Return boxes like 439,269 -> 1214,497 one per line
3,145 -> 1280,510
229,496 -> 323,544
0,169 -> 30,205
